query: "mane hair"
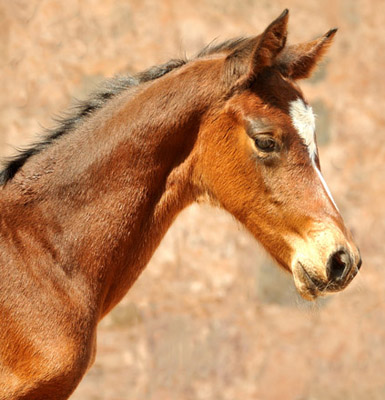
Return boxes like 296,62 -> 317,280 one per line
197,37 -> 248,58
0,38 -> 245,185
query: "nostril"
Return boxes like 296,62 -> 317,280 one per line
357,257 -> 362,271
327,249 -> 352,282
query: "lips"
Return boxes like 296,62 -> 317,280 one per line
296,261 -> 324,299
294,260 -> 359,300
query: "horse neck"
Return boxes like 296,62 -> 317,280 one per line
2,64 -> 220,317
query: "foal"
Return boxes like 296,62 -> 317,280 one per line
0,10 -> 361,399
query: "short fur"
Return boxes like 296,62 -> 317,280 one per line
0,10 -> 361,399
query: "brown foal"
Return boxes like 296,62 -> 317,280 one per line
0,10 -> 361,399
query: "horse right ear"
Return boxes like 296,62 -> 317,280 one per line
276,29 -> 337,80
225,9 -> 289,87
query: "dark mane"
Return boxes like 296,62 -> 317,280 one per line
197,37 -> 248,58
0,38 -> 245,185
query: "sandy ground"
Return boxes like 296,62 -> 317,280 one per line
1,1 -> 384,399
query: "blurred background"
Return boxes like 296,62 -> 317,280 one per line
1,1 -> 384,399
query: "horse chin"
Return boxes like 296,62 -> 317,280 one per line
292,261 -> 326,301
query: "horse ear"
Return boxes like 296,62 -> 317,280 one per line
225,9 -> 289,85
248,9 -> 289,77
277,29 -> 337,80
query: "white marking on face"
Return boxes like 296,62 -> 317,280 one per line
314,165 -> 339,211
289,98 -> 339,211
289,98 -> 316,160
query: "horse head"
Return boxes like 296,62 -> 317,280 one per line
194,10 -> 361,299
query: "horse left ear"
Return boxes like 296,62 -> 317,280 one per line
247,9 -> 289,79
225,9 -> 289,86
277,29 -> 337,80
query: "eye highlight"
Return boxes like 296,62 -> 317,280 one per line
254,136 -> 276,153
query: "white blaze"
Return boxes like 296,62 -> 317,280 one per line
314,165 -> 339,210
289,98 -> 339,211
289,98 -> 317,160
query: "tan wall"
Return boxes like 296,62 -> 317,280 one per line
1,1 -> 384,399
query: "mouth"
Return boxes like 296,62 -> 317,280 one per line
293,261 -> 359,301
295,262 -> 324,300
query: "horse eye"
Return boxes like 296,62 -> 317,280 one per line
254,136 -> 276,152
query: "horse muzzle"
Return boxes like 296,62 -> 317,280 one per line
292,245 -> 362,300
